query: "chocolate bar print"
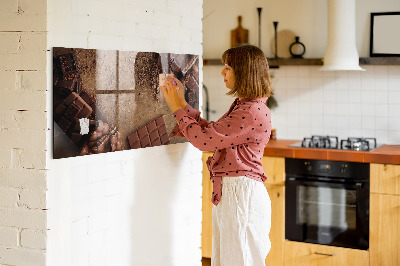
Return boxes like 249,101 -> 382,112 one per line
128,116 -> 170,149
53,47 -> 199,159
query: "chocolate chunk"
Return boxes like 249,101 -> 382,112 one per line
169,58 -> 181,78
160,133 -> 170,145
188,64 -> 199,83
127,115 -> 170,150
182,55 -> 199,75
57,53 -> 79,76
80,91 -> 95,106
184,74 -> 199,92
56,72 -> 80,92
58,117 -> 73,132
55,92 -> 93,134
64,102 -> 81,120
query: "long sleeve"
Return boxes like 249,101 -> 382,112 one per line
170,103 -> 210,137
173,105 -> 260,152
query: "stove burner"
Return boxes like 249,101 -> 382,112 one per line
340,137 -> 377,151
301,135 -> 339,149
294,136 -> 379,151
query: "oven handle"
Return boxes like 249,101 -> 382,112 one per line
286,177 -> 364,189
314,252 -> 335,257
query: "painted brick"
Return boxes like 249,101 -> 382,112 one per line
87,33 -> 124,51
0,0 -> 18,13
17,70 -> 47,91
0,247 -> 45,266
11,148 -> 22,169
0,187 -> 19,208
136,24 -> 170,40
0,32 -> 47,71
120,36 -> 153,52
20,229 -> 46,249
0,227 -> 19,247
0,71 -> 16,90
0,32 -> 20,54
0,13 -> 46,32
19,0 -> 47,15
0,110 -> 47,131
129,0 -> 166,13
180,15 -> 202,30
151,12 -> 180,28
0,129 -> 46,150
0,169 -> 47,189
0,149 -> 12,169
87,1 -> 124,21
0,90 -> 46,111
19,189 -> 46,209
0,52 -> 47,72
166,0 -> 192,15
0,208 -> 46,230
20,150 -> 46,170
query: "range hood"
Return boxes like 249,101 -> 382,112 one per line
320,0 -> 365,71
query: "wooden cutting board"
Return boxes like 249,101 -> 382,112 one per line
231,16 -> 249,48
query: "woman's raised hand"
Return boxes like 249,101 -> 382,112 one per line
161,75 -> 186,113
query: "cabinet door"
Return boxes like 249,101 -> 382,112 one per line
370,163 -> 400,195
265,184 -> 284,266
284,241 -> 369,266
370,193 -> 400,266
261,156 -> 285,185
202,152 -> 213,258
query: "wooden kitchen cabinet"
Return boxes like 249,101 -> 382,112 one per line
370,163 -> 400,195
202,152 -> 213,258
201,154 -> 286,265
370,163 -> 400,266
264,184 -> 285,266
262,156 -> 285,266
284,241 -> 369,266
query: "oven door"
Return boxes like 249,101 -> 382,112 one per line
285,177 -> 369,250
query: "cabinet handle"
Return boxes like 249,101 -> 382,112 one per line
314,252 -> 335,257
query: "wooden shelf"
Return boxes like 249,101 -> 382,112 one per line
203,57 -> 400,67
203,58 -> 323,67
359,57 -> 400,65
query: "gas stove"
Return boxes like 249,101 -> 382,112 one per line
289,135 -> 381,151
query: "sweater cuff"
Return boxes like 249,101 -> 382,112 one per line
173,108 -> 187,122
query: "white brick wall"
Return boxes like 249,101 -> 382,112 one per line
0,0 -> 48,265
46,1 -> 203,266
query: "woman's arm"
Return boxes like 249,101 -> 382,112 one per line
162,77 -> 210,137
173,106 -> 259,152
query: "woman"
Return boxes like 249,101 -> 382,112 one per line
161,44 -> 273,266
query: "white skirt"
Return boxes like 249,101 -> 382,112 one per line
212,176 -> 271,266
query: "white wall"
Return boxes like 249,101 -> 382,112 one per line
0,0 -> 48,265
203,0 -> 400,145
203,0 -> 400,58
46,0 -> 203,266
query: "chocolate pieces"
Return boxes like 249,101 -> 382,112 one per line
128,116 -> 170,149
54,92 -> 93,133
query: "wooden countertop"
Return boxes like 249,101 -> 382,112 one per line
263,139 -> 400,165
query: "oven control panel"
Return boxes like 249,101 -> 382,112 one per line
286,158 -> 369,180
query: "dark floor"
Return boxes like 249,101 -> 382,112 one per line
202,257 -> 211,266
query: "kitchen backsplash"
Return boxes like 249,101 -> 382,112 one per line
203,65 -> 400,144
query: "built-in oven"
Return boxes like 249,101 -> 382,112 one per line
285,158 -> 369,250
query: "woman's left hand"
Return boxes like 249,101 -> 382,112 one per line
161,76 -> 184,113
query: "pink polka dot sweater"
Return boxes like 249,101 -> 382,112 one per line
171,97 -> 271,206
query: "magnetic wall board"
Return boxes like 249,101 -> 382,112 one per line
53,47 -> 199,159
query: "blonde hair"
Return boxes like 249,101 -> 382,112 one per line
221,45 -> 273,99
